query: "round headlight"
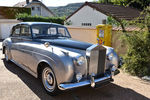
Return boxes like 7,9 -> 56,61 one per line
76,56 -> 85,66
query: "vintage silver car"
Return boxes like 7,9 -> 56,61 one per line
2,22 -> 119,95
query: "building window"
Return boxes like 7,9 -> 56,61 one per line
32,6 -> 35,10
102,19 -> 106,24
81,23 -> 92,26
37,7 -> 40,11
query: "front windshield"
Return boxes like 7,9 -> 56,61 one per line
31,24 -> 71,39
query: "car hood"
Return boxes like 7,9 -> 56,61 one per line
36,38 -> 93,50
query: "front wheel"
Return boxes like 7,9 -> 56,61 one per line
41,66 -> 60,96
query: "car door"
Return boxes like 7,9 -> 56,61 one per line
10,24 -> 34,68
10,25 -> 23,64
16,24 -> 36,69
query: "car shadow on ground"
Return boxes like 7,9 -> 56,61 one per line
3,59 -> 150,100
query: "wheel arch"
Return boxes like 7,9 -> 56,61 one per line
37,61 -> 53,79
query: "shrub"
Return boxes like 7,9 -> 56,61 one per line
16,13 -> 65,25
121,7 -> 150,77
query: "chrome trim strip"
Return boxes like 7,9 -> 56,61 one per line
58,74 -> 111,90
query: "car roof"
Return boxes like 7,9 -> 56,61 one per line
16,22 -> 64,27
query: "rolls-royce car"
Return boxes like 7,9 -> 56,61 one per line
2,22 -> 119,95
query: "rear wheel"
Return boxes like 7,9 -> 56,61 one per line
41,66 -> 60,96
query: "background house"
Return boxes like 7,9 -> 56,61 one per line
14,0 -> 54,17
0,7 -> 30,39
65,2 -> 140,27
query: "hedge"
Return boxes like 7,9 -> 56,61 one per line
16,13 -> 65,25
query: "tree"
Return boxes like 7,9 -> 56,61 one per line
96,0 -> 113,4
96,0 -> 150,10
121,7 -> 150,77
127,0 -> 150,10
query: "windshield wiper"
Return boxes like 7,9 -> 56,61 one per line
34,35 -> 70,39
34,35 -> 60,39
57,35 -> 70,38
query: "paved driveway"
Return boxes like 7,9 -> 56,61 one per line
0,43 -> 150,100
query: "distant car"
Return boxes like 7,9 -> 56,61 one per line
2,22 -> 119,95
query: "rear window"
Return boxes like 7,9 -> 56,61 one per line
11,26 -> 20,37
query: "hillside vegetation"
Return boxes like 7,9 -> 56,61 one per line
48,3 -> 83,17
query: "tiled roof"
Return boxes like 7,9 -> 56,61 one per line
14,1 -> 26,7
112,26 -> 140,31
66,2 -> 141,21
14,0 -> 33,7
13,0 -> 54,16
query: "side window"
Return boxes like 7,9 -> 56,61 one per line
48,27 -> 57,35
12,26 -> 20,37
58,27 -> 67,36
32,26 -> 41,35
32,28 -> 40,34
20,25 -> 31,37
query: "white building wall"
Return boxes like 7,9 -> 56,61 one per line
26,4 -> 53,17
29,4 -> 41,16
66,5 -> 108,27
41,6 -> 53,17
0,19 -> 21,39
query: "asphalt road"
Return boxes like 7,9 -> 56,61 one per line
0,43 -> 150,100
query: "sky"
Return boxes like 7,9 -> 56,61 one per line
0,0 -> 94,7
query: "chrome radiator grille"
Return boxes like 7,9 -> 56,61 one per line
86,44 -> 106,76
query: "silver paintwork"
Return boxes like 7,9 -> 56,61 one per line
4,49 -> 9,61
2,22 -> 119,91
3,37 -> 75,85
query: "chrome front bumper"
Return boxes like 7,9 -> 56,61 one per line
58,74 -> 113,90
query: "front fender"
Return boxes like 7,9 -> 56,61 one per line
52,51 -> 74,85
54,54 -> 74,84
37,47 -> 75,85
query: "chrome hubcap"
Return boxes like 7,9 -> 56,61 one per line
42,67 -> 55,92
46,73 -> 53,85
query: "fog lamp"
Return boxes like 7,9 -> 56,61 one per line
76,73 -> 82,82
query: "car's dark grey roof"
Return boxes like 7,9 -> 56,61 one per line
18,22 -> 63,27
